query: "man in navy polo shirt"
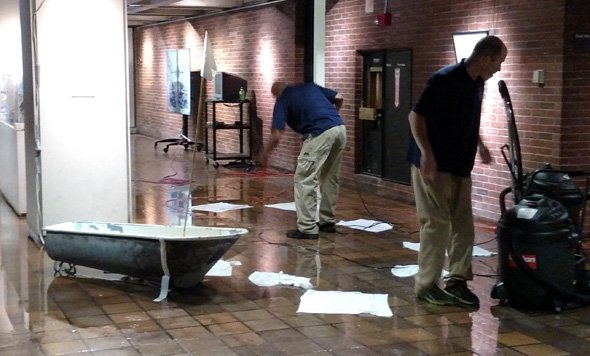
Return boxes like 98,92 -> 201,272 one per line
259,82 -> 347,240
407,36 -> 507,306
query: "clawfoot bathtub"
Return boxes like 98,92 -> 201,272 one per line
43,222 -> 248,301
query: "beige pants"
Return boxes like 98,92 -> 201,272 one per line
294,125 -> 347,234
411,166 -> 475,294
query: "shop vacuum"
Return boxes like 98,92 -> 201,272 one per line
490,80 -> 590,312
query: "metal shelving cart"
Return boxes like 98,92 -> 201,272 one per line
204,100 -> 252,168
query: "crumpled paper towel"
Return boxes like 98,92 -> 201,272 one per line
248,271 -> 314,289
297,290 -> 393,317
205,260 -> 242,277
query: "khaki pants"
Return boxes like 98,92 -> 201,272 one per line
294,125 -> 347,234
411,166 -> 475,294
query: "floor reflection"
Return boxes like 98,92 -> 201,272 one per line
1,134 -> 590,355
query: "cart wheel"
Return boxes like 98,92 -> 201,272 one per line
53,261 -> 61,274
196,143 -> 204,152
54,261 -> 77,276
164,147 -> 169,153
213,161 -> 220,169
183,144 -> 189,151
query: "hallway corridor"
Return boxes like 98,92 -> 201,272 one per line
1,134 -> 590,355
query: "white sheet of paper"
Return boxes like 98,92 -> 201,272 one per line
402,241 -> 496,257
191,202 -> 252,213
264,202 -> 321,220
297,290 -> 392,317
205,260 -> 242,277
473,246 -> 496,257
336,219 -> 393,233
264,202 -> 296,211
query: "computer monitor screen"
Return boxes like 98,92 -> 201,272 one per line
212,71 -> 247,102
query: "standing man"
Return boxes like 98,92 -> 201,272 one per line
407,36 -> 507,305
259,81 -> 347,240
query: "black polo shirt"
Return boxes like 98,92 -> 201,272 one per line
406,60 -> 485,177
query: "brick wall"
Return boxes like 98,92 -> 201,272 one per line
134,0 -> 589,224
135,2 -> 303,167
563,0 -> 590,169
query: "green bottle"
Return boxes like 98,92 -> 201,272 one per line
238,87 -> 245,102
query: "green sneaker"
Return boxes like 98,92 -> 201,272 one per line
417,285 -> 456,306
445,281 -> 479,305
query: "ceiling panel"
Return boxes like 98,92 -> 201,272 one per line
127,0 -> 278,27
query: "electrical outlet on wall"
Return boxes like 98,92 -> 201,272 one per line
532,69 -> 545,85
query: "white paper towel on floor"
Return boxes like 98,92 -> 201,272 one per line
248,271 -> 313,289
297,290 -> 392,317
391,264 -> 449,278
402,241 -> 496,257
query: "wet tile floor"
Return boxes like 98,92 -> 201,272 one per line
1,134 -> 590,355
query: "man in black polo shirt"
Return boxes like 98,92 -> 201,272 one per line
407,35 -> 507,305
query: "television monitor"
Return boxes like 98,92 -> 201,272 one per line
212,71 -> 247,102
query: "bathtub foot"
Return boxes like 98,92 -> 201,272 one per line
54,261 -> 77,276
154,275 -> 171,302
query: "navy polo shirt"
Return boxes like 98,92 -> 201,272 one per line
406,60 -> 485,177
272,83 -> 343,137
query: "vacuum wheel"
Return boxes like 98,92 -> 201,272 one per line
491,281 -> 508,301
550,298 -> 564,313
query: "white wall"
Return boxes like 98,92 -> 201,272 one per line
0,0 -> 26,215
0,121 -> 26,215
23,0 -> 130,239
0,0 -> 23,122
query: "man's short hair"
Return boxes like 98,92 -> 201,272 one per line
471,35 -> 505,60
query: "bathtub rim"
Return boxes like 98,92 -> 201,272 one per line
43,221 -> 249,241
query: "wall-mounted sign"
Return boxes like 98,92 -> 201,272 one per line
574,33 -> 590,50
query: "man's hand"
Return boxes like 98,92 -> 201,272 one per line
258,129 -> 283,168
420,151 -> 438,181
257,151 -> 269,167
478,142 -> 492,164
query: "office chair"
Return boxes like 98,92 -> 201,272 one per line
154,114 -> 195,152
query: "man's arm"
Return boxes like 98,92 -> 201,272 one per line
258,129 -> 283,167
478,136 -> 492,164
408,110 -> 437,180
